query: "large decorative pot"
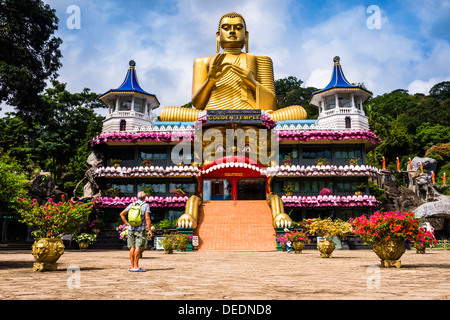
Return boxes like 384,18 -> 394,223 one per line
372,238 -> 405,268
78,242 -> 89,251
413,241 -> 426,254
31,238 -> 65,272
317,239 -> 335,258
292,241 -> 305,254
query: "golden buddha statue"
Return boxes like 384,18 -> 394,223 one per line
160,12 -> 307,122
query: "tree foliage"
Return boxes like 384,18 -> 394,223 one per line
274,76 -> 319,119
0,0 -> 62,116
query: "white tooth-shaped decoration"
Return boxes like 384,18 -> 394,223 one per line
189,221 -> 193,228
288,220 -> 292,227
276,221 -> 280,227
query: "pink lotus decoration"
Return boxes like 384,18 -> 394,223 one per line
276,129 -> 381,144
94,165 -> 201,178
281,194 -> 381,208
95,195 -> 189,208
266,164 -> 380,177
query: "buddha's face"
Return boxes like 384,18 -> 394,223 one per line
217,16 -> 247,49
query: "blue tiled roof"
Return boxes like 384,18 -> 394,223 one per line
309,57 -> 372,104
99,61 -> 159,103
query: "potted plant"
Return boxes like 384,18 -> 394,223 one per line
413,227 -> 437,254
17,195 -> 93,271
307,217 -> 351,258
282,183 -> 295,196
143,185 -> 154,197
285,230 -> 311,254
350,211 -> 420,268
283,155 -> 292,166
158,234 -> 177,254
172,186 -> 186,197
89,219 -> 104,234
159,219 -> 173,235
175,233 -> 193,252
348,157 -> 360,166
316,158 -> 329,166
319,187 -> 333,196
110,158 -> 122,168
74,233 -> 97,251
141,160 -> 152,167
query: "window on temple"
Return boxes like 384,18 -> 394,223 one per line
134,98 -> 145,113
303,179 -> 333,194
120,119 -> 126,131
138,182 -> 166,195
345,116 -> 351,129
338,94 -> 352,108
325,95 -> 336,110
334,146 -> 362,160
108,148 -> 135,161
106,183 -> 134,197
119,98 -> 132,111
139,148 -> 168,161
302,146 -> 331,159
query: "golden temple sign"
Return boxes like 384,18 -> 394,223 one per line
206,110 -> 262,125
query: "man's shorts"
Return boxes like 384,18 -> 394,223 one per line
127,229 -> 147,249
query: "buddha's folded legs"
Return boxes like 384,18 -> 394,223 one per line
159,105 -> 307,122
160,106 -> 202,122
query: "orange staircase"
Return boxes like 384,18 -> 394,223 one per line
194,200 -> 276,252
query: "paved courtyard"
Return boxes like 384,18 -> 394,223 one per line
0,248 -> 449,301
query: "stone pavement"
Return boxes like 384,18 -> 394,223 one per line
0,248 -> 449,301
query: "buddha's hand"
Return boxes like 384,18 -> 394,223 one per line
273,213 -> 292,228
177,213 -> 196,228
208,53 -> 231,83
230,65 -> 257,90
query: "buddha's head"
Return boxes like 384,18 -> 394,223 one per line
216,12 -> 249,53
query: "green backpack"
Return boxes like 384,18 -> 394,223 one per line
128,202 -> 145,227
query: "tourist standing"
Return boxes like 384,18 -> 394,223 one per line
119,191 -> 152,272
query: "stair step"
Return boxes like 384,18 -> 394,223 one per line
195,200 -> 276,252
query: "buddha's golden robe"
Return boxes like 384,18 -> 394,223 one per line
159,51 -> 307,122
203,53 -> 276,111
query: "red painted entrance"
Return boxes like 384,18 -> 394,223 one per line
200,156 -> 268,201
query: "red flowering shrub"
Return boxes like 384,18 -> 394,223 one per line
350,211 -> 420,245
18,195 -> 94,238
414,228 -> 437,247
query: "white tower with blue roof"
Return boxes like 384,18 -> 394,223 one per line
309,56 -> 371,131
99,60 -> 160,133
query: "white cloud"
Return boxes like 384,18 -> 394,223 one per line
408,77 -> 450,95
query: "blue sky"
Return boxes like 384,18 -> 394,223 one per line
3,0 -> 450,116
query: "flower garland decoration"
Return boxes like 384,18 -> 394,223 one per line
95,196 -> 189,208
275,129 -> 381,144
282,194 -> 381,208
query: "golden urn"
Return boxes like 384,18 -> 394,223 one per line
317,239 -> 335,258
292,241 -> 305,254
372,238 -> 406,268
31,238 -> 65,272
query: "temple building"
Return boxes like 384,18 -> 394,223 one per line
87,12 -> 382,251
89,55 -> 381,251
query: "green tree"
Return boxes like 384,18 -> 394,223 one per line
274,76 -> 319,119
0,150 -> 29,243
0,0 -> 62,117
